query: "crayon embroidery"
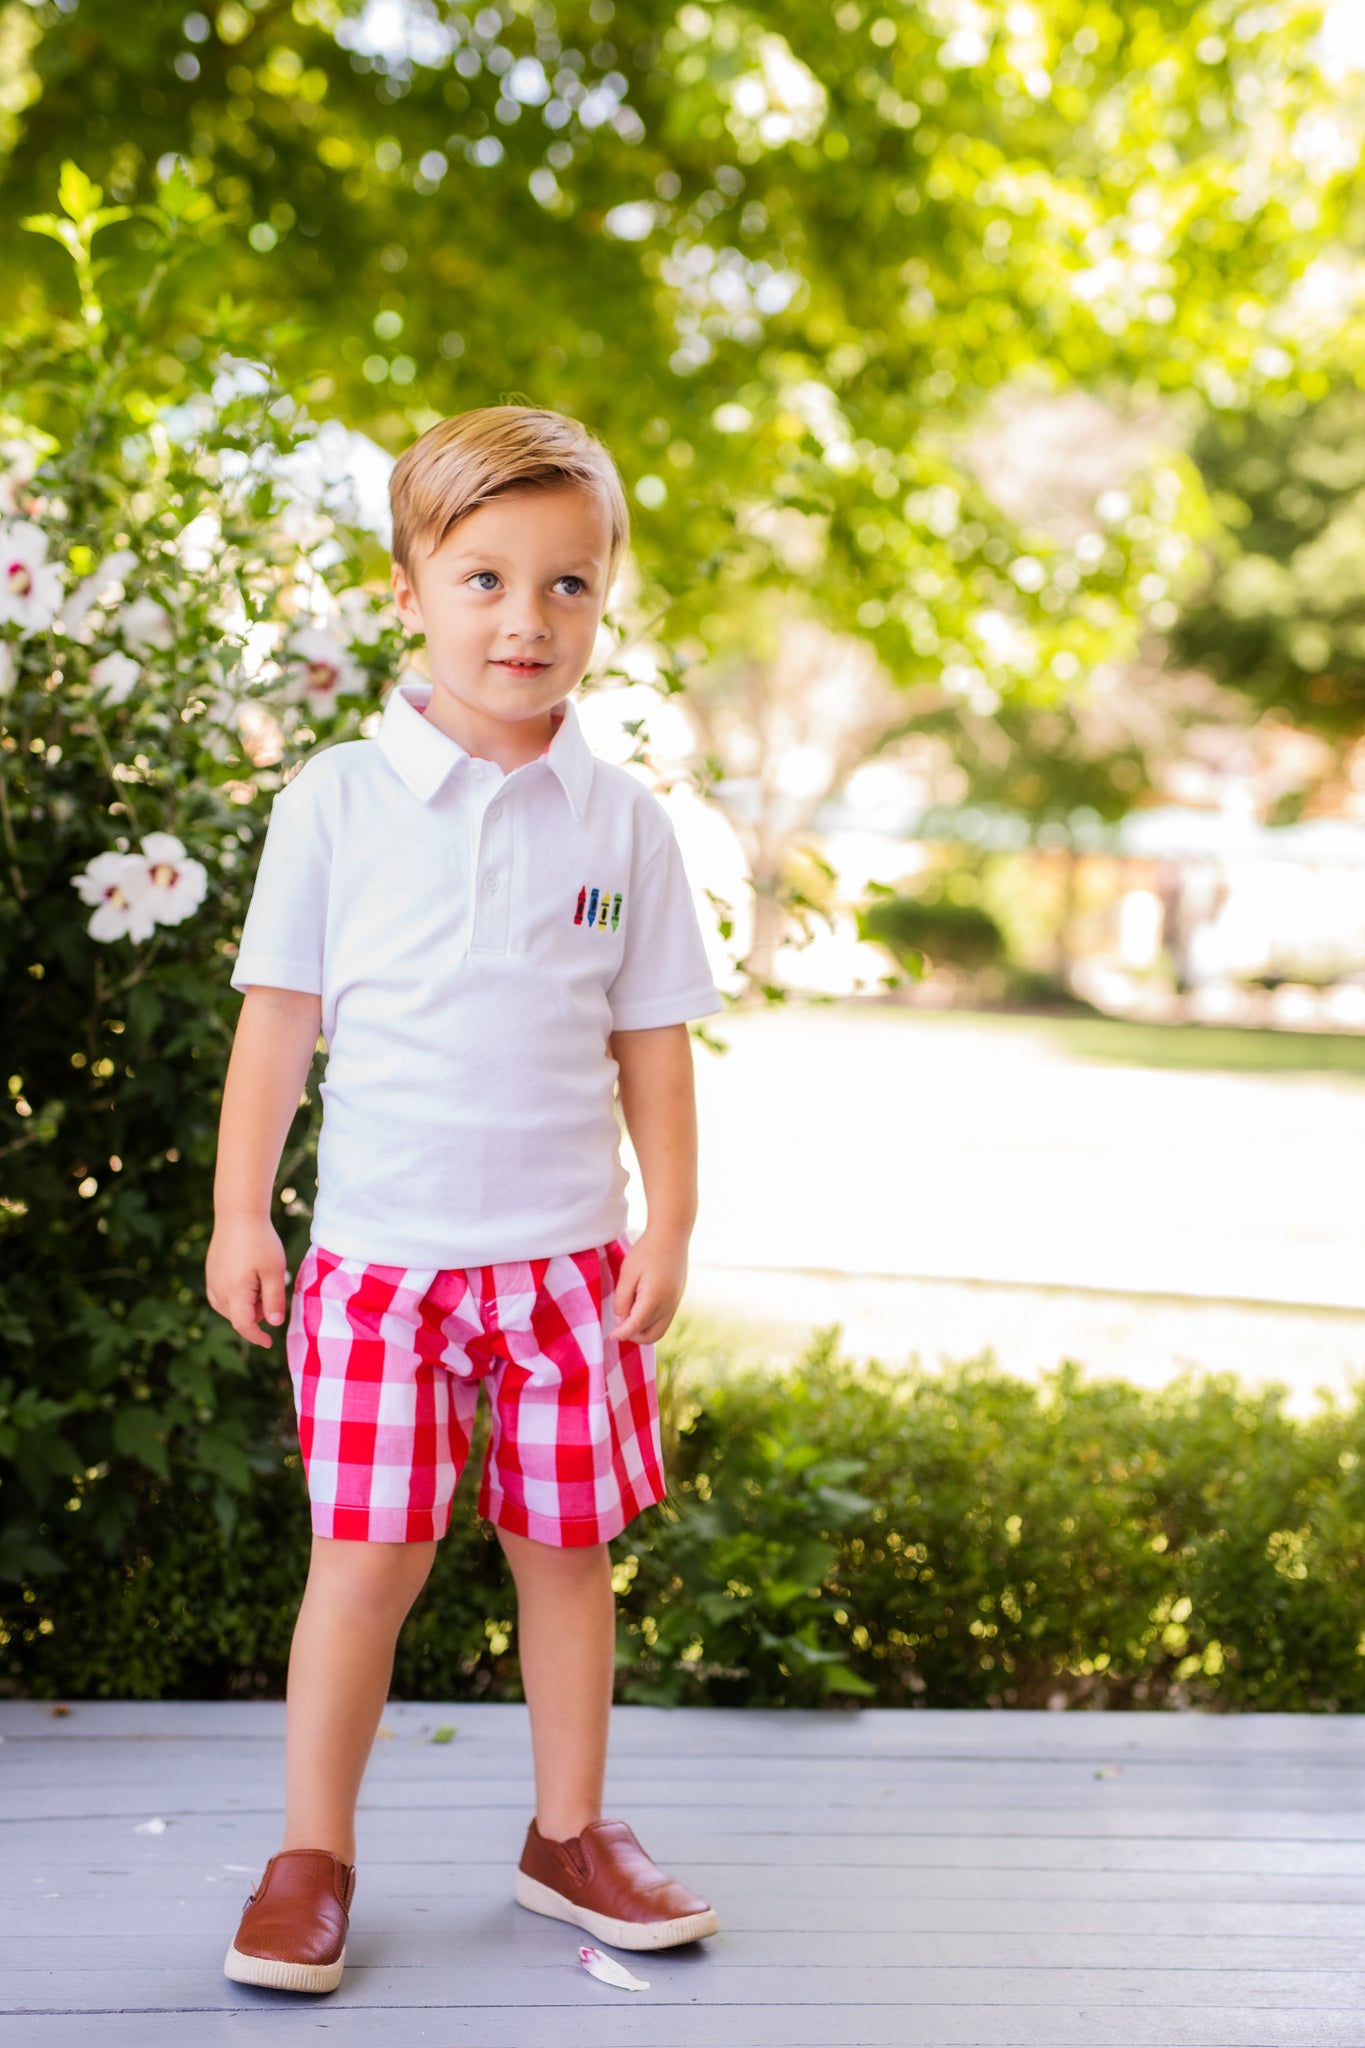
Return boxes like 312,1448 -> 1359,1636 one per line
574,885 -> 623,932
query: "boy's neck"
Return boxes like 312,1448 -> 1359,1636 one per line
417,678 -> 565,771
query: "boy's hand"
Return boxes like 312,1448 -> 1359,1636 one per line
612,1225 -> 689,1346
206,1217 -> 290,1351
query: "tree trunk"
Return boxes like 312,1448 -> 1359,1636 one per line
744,870 -> 786,994
1054,846 -> 1080,985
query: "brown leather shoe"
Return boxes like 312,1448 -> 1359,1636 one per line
515,1817 -> 718,1950
223,1848 -> 355,1993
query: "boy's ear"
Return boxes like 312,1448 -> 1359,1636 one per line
391,559 -> 422,631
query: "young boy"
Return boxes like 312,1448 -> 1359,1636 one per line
206,405 -> 724,1994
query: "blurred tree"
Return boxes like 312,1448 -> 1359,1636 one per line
1170,378 -> 1365,745
3,4 -> 1355,639
4,0 -> 1363,978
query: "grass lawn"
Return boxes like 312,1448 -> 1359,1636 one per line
841,1000 -> 1365,1080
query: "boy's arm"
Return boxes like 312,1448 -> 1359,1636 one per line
607,1022 -> 699,1342
206,985 -> 323,1351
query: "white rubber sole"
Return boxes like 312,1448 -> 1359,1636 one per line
223,1942 -> 345,1993
514,1870 -> 719,1950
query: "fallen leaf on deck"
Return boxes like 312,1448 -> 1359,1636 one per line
430,1724 -> 458,1745
376,1724 -> 396,1740
579,1945 -> 650,1992
50,1704 -> 71,1718
1094,1764 -> 1122,1779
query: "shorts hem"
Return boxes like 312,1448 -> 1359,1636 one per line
480,1482 -> 666,1548
311,1503 -> 453,1543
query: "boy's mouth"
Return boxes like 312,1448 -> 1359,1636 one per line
492,659 -> 551,676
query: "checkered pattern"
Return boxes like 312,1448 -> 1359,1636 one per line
285,1235 -> 666,1546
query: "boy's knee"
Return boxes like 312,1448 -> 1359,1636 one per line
496,1527 -> 610,1574
309,1536 -> 436,1612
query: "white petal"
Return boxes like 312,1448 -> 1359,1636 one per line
140,831 -> 187,864
88,885 -> 157,943
148,858 -> 209,926
118,597 -> 174,653
0,553 -> 63,633
59,548 -> 139,636
87,900 -> 133,942
578,1947 -> 650,1992
0,518 -> 50,566
71,851 -> 143,907
90,651 -> 141,704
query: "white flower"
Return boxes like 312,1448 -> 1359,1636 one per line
89,650 -> 142,705
72,851 -> 158,943
59,548 -> 139,641
337,585 -> 388,647
0,641 -> 15,698
137,832 -> 209,927
284,625 -> 365,716
0,442 -> 39,519
0,520 -> 64,633
116,595 -> 175,653
71,831 -> 210,942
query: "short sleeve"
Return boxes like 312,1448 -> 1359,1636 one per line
230,764 -> 332,995
606,817 -> 725,1031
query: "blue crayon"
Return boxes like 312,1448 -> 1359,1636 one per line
586,888 -> 599,927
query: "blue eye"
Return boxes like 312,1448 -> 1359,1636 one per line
470,571 -> 499,590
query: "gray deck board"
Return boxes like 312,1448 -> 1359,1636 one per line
2,1704 -> 1362,2046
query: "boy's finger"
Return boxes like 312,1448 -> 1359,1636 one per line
229,1281 -> 272,1349
260,1269 -> 287,1327
615,1288 -> 656,1338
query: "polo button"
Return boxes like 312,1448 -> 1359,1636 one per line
488,804 -> 503,821
484,872 -> 500,892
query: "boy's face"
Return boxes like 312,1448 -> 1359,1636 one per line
390,482 -> 612,741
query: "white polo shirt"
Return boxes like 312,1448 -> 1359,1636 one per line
231,679 -> 724,1267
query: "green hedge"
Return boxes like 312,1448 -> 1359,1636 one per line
7,1329 -> 1365,1712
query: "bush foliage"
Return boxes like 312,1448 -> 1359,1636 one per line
0,169 -> 401,1584
8,1334 -> 1365,1714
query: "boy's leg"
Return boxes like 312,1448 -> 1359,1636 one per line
485,1239 -> 716,1945
282,1533 -> 437,1862
494,1526 -> 615,1841
499,1523 -> 718,1949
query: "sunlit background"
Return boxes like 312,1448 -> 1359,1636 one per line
7,0 -> 1365,1417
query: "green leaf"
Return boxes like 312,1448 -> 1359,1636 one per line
822,1663 -> 878,1698
112,1405 -> 170,1480
0,1526 -> 64,1582
58,161 -> 102,221
19,212 -> 79,252
156,166 -> 199,223
195,1430 -> 253,1492
804,1457 -> 870,1490
810,1485 -> 878,1524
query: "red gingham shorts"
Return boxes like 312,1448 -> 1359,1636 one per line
284,1234 -> 666,1547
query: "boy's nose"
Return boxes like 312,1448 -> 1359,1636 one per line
503,607 -> 551,637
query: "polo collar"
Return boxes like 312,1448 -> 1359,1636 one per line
376,676 -> 595,820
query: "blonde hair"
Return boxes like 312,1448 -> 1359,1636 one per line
389,404 -> 631,590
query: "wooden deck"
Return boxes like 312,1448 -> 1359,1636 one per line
2,1701 -> 1363,2046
